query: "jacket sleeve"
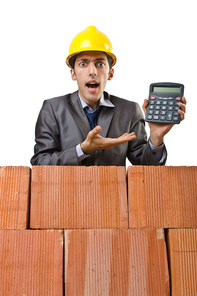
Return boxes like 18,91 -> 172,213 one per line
30,100 -> 79,166
127,102 -> 167,166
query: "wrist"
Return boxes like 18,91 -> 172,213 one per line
150,135 -> 164,147
80,142 -> 88,155
80,141 -> 93,155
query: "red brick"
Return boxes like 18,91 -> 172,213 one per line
0,166 -> 30,229
0,230 -> 63,296
64,229 -> 170,296
167,229 -> 197,296
127,166 -> 197,228
30,166 -> 128,229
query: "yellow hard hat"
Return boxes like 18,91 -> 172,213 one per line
66,26 -> 117,68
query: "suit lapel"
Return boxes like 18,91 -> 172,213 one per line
95,93 -> 115,165
67,91 -> 90,139
95,106 -> 115,165
98,92 -> 115,137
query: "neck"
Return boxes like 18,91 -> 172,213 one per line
78,91 -> 100,110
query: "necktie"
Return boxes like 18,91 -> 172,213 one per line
84,106 -> 102,129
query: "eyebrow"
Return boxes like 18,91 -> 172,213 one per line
76,58 -> 107,63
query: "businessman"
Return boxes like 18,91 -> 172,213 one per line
30,26 -> 186,166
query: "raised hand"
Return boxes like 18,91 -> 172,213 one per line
80,126 -> 137,155
142,97 -> 187,146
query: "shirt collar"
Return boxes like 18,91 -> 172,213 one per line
78,92 -> 114,112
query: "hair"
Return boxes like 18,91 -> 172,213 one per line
105,53 -> 112,69
70,52 -> 112,69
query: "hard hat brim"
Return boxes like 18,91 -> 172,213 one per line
66,50 -> 117,69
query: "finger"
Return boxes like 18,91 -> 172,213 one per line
178,109 -> 185,121
142,99 -> 148,115
89,125 -> 102,138
182,96 -> 187,105
178,102 -> 186,113
118,132 -> 136,142
119,132 -> 136,139
178,96 -> 186,112
127,132 -> 136,139
119,133 -> 129,138
105,132 -> 136,147
94,125 -> 102,133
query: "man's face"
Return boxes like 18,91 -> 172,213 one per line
70,51 -> 114,110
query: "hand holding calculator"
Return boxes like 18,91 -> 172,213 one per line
145,82 -> 184,124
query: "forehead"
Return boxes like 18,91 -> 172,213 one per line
76,51 -> 107,62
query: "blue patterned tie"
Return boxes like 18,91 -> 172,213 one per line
84,106 -> 102,129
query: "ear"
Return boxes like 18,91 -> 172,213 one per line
108,68 -> 114,81
70,69 -> 77,81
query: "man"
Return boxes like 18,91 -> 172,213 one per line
30,26 -> 186,166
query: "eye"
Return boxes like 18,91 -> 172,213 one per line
97,62 -> 105,67
79,62 -> 86,67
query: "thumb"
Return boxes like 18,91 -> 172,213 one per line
142,99 -> 148,115
93,125 -> 102,134
89,125 -> 102,138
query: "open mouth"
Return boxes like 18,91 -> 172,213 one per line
86,82 -> 99,89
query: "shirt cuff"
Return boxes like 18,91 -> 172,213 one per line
76,144 -> 90,162
149,139 -> 165,162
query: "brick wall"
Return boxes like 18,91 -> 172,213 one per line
0,165 -> 196,295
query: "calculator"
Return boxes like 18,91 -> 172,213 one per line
145,82 -> 184,124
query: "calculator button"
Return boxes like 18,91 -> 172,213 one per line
147,115 -> 153,120
153,115 -> 159,120
156,100 -> 162,105
168,101 -> 174,106
174,111 -> 179,116
168,106 -> 174,111
154,111 -> 160,115
173,116 -> 179,121
174,106 -> 180,111
155,106 -> 160,110
149,105 -> 154,110
161,111 -> 166,115
161,106 -> 167,110
148,110 -> 154,115
149,101 -> 155,105
168,97 -> 174,100
160,116 -> 166,120
162,101 -> 168,105
175,97 -> 181,101
150,96 -> 156,100
167,111 -> 172,121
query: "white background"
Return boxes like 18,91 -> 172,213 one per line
0,0 -> 196,167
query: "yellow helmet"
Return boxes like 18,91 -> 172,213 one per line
66,26 -> 117,68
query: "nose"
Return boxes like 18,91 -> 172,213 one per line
89,62 -> 97,76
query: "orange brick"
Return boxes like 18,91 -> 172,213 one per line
0,230 -> 63,296
64,229 -> 170,296
167,229 -> 197,296
127,166 -> 197,228
30,166 -> 128,229
0,166 -> 30,229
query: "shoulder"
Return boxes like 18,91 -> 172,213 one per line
45,92 -> 73,106
41,91 -> 78,111
106,92 -> 144,119
106,92 -> 138,109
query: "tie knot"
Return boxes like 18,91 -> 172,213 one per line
84,106 -> 102,129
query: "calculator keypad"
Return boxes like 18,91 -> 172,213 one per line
146,96 -> 182,124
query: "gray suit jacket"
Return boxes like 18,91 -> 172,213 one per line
30,91 -> 166,166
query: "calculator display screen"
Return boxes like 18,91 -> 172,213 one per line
153,87 -> 180,93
